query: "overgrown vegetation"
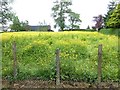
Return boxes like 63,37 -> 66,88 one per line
2,29 -> 119,82
106,4 -> 120,28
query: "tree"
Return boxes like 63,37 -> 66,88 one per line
20,20 -> 30,31
10,16 -> 21,31
104,1 -> 116,28
0,0 -> 14,30
92,15 -> 104,31
68,12 -> 82,30
86,25 -> 90,29
51,0 -> 72,31
10,16 -> 30,31
106,4 -> 120,28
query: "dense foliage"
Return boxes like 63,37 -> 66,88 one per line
10,16 -> 21,31
2,30 -> 119,82
10,16 -> 30,31
104,1 -> 116,28
106,4 -> 120,28
0,0 -> 14,30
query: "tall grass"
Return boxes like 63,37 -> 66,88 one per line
2,30 -> 118,82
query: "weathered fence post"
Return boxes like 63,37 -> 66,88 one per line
98,44 -> 102,86
55,48 -> 60,86
12,41 -> 17,79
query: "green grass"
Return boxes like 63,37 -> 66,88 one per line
2,29 -> 119,82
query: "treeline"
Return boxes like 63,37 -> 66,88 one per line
0,0 -> 120,32
92,1 -> 120,31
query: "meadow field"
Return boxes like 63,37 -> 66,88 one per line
1,29 -> 119,82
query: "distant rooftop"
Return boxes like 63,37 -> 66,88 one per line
29,25 -> 50,31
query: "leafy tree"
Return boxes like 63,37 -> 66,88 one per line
10,16 -> 30,31
10,16 -> 21,31
106,4 -> 120,28
0,0 -> 14,29
51,0 -> 72,31
68,12 -> 82,30
104,1 -> 116,28
20,20 -> 30,31
92,15 -> 104,31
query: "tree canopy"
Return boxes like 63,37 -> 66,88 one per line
106,4 -> 120,28
51,0 -> 81,31
51,0 -> 72,31
104,1 -> 116,28
10,16 -> 30,31
92,15 -> 104,31
0,0 -> 14,26
68,12 -> 82,30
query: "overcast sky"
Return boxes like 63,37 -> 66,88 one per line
12,0 -> 112,31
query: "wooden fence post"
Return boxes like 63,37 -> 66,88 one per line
55,48 -> 60,86
12,41 -> 17,79
98,44 -> 102,85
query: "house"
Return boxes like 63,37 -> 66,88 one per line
29,25 -> 53,32
29,26 -> 40,31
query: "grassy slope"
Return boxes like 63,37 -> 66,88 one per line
2,29 -> 118,82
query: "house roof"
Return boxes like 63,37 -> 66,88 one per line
29,25 -> 49,30
29,26 -> 39,30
